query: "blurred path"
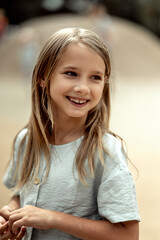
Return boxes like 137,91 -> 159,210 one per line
0,15 -> 160,240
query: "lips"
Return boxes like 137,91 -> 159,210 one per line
67,96 -> 89,105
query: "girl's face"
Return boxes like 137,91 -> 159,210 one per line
49,43 -> 106,122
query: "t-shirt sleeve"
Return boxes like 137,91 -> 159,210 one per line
3,128 -> 28,190
97,134 -> 140,223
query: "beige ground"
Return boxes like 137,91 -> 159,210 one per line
0,15 -> 160,240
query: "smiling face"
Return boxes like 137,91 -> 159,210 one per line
49,43 -> 106,123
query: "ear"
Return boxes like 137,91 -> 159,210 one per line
40,78 -> 47,88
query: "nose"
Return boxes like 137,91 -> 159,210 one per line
74,79 -> 90,95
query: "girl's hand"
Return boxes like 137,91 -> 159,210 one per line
0,206 -> 26,240
0,206 -> 12,221
9,205 -> 54,234
0,221 -> 26,240
0,218 -> 8,240
0,207 -> 11,239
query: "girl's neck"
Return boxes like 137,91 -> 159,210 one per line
50,118 -> 85,145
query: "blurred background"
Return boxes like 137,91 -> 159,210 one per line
0,0 -> 160,239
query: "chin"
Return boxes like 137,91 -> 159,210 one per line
67,112 -> 87,119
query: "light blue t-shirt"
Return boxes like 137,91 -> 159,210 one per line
3,129 -> 140,240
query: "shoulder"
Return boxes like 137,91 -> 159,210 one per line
102,133 -> 128,171
3,128 -> 28,189
14,128 -> 28,150
102,133 -> 124,153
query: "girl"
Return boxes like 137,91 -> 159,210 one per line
0,28 -> 140,240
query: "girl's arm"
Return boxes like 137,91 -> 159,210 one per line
8,205 -> 139,240
48,210 -> 139,240
8,195 -> 20,210
51,211 -> 138,240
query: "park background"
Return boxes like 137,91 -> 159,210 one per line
0,0 -> 160,239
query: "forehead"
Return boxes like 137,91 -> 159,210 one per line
57,43 -> 105,71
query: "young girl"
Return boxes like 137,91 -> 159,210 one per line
0,28 -> 140,240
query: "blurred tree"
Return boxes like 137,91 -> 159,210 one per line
0,0 -> 159,37
101,0 -> 160,37
136,0 -> 160,36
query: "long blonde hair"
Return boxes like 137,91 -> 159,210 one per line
11,28 -> 112,190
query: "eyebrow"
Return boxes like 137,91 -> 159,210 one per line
63,66 -> 78,70
62,66 -> 104,76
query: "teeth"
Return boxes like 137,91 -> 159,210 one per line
70,98 -> 87,104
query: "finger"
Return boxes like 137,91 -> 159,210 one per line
8,227 -> 26,240
9,213 -> 22,232
0,206 -> 12,220
9,208 -> 21,216
0,229 -> 13,240
16,226 -> 26,240
0,216 -> 6,225
0,221 -> 8,234
11,219 -> 25,235
9,232 -> 19,240
5,233 -> 17,240
5,227 -> 25,240
8,235 -> 18,240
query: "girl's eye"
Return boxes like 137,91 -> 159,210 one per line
91,75 -> 102,81
65,71 -> 77,77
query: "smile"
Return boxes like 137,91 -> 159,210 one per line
67,97 -> 89,105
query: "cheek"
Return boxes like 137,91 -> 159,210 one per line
94,86 -> 104,101
49,86 -> 55,99
49,81 -> 60,96
50,84 -> 58,101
